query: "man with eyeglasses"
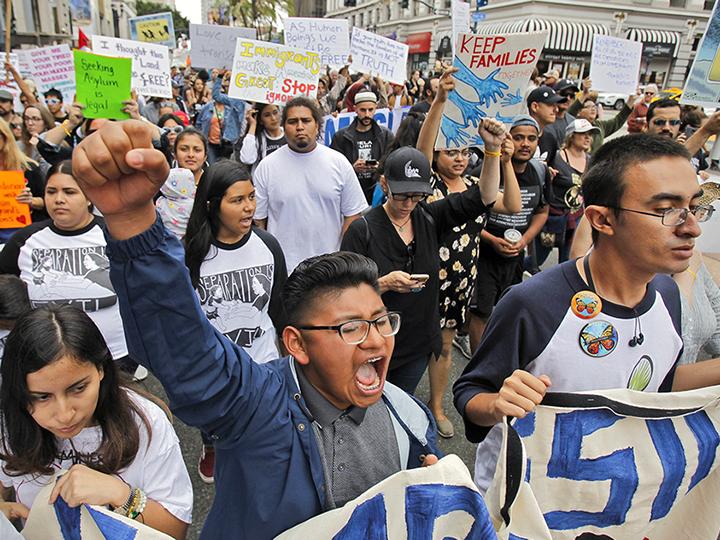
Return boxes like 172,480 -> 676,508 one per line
43,88 -> 66,124
71,119 -> 440,538
627,83 -> 658,133
455,134 -> 720,494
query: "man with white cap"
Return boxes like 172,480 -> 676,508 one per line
331,91 -> 394,203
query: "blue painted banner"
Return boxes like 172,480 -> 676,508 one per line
488,387 -> 720,539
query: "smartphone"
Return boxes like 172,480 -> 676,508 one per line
365,159 -> 378,167
410,274 -> 430,283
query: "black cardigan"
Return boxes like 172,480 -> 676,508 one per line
341,183 -> 490,369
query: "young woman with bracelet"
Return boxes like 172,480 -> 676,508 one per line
0,305 -> 192,538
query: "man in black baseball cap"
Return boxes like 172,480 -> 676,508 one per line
543,79 -> 579,147
527,85 -> 567,165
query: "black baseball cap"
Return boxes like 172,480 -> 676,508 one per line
554,79 -> 579,94
384,147 -> 433,195
527,85 -> 567,107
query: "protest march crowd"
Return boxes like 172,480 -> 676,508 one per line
1,7 -> 720,539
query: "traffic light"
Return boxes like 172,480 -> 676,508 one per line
400,0 -> 409,8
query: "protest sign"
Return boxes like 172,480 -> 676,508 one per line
12,49 -> 32,76
284,17 -> 350,67
129,12 -> 175,49
0,171 -> 31,229
436,31 -> 546,149
487,387 -> 720,539
589,34 -> 643,94
277,455 -> 497,539
16,45 -> 76,100
73,50 -> 131,120
451,0 -> 470,56
228,38 -> 321,104
92,35 -> 171,98
682,0 -> 720,107
350,28 -> 409,84
0,53 -> 23,111
189,24 -> 257,70
322,106 -> 410,146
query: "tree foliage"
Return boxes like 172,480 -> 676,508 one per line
135,0 -> 191,36
218,0 -> 295,41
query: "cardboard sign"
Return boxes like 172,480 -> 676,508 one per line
451,0 -> 471,56
0,171 -> 31,229
16,45 -> 76,100
277,455 -> 497,539
487,387 -> 720,539
92,35 -> 171,98
350,27 -> 409,84
73,50 -> 132,120
589,34 -> 643,95
189,23 -> 257,69
284,17 -> 350,67
682,0 -> 720,107
322,106 -> 411,146
129,12 -> 175,49
436,31 -> 546,149
228,38 -> 321,104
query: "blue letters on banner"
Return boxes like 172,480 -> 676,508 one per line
686,410 -> 720,492
646,418 -> 685,521
332,494 -> 388,540
544,409 -> 638,530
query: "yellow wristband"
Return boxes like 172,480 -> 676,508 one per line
61,122 -> 72,137
484,150 -> 501,158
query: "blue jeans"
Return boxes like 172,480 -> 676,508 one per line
387,354 -> 431,395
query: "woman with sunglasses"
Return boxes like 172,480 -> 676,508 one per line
341,71 -> 506,395
0,305 -> 192,538
567,78 -> 638,153
157,113 -> 185,164
414,69 -> 521,437
239,103 -> 286,171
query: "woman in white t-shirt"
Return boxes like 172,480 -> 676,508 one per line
0,160 -> 133,373
238,103 -> 286,171
0,305 -> 193,538
184,159 -> 288,484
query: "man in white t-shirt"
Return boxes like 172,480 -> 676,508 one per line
253,97 -> 368,272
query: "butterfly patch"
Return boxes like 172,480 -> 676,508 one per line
579,320 -> 618,358
571,290 -> 602,320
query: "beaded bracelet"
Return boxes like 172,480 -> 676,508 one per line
127,488 -> 148,520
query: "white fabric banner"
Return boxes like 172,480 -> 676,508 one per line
276,455 -> 497,539
486,387 -> 720,539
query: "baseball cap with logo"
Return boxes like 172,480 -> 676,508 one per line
565,118 -> 601,136
554,78 -> 579,94
383,147 -> 433,195
527,86 -> 567,107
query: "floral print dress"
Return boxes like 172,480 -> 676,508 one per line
428,173 -> 488,329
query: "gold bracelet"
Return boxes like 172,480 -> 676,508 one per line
484,150 -> 501,158
61,121 -> 72,137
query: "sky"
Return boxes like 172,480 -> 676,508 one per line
175,0 -> 201,24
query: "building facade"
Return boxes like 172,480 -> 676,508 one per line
7,0 -> 73,46
325,0 -> 713,88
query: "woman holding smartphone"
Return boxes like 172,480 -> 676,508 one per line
341,70 -> 506,394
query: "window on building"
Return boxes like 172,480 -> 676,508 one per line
669,0 -> 686,6
386,5 -> 391,19
705,0 -> 715,9
692,35 -> 700,51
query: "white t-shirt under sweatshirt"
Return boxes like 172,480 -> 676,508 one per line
253,144 -> 368,272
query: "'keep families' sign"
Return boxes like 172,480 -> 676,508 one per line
189,24 -> 257,70
284,18 -> 350,67
437,31 -> 546,149
589,34 -> 643,95
228,38 -> 321,104
92,35 -> 171,98
74,50 -> 132,120
350,28 -> 409,84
